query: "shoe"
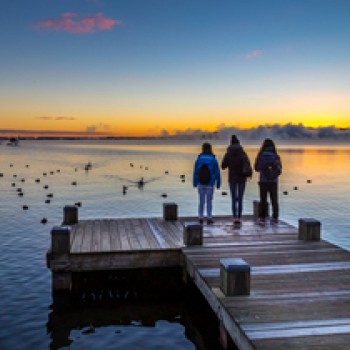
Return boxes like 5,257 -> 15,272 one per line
234,218 -> 241,225
270,218 -> 279,225
257,218 -> 266,225
199,218 -> 203,224
207,218 -> 214,225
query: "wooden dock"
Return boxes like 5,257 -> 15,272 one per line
47,210 -> 350,350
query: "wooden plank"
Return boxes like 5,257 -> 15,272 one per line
146,218 -> 170,249
70,225 -> 84,253
91,219 -> 101,252
68,250 -> 182,271
153,218 -> 181,248
243,318 -> 350,332
109,219 -> 122,251
100,219 -> 111,252
162,220 -> 183,246
80,221 -> 93,253
131,218 -> 152,249
124,219 -> 142,250
139,218 -> 162,249
253,334 -> 350,350
116,219 -> 131,251
247,324 -> 350,340
198,261 -> 350,279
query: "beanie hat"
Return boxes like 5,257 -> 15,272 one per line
231,135 -> 240,144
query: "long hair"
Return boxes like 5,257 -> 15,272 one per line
202,142 -> 213,155
260,139 -> 277,153
257,138 -> 277,158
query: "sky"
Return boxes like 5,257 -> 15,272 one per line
0,0 -> 349,137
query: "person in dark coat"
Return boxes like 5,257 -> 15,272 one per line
254,138 -> 282,224
221,135 -> 251,225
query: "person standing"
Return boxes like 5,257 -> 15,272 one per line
221,135 -> 252,225
254,138 -> 282,224
193,142 -> 221,224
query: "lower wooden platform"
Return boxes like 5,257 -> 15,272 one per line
47,215 -> 350,350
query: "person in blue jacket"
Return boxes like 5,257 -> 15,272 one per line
193,142 -> 221,224
254,138 -> 282,224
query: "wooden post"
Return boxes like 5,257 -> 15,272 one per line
298,218 -> 321,241
253,200 -> 269,219
63,205 -> 78,225
220,258 -> 250,296
52,272 -> 72,291
50,226 -> 72,292
163,202 -> 178,221
183,222 -> 203,246
51,226 -> 70,254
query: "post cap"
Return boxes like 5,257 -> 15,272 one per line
220,258 -> 251,272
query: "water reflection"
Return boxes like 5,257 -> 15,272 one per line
47,268 -> 221,350
1,140 -> 350,350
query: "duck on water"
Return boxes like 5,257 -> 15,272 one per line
7,137 -> 20,147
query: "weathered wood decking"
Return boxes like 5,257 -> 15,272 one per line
47,215 -> 350,350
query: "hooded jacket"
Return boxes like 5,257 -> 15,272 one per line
193,153 -> 221,188
254,150 -> 282,182
221,144 -> 250,183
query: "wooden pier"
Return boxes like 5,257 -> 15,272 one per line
47,205 -> 350,350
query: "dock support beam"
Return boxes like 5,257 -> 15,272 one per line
50,226 -> 71,292
52,272 -> 72,291
298,218 -> 321,241
219,320 -> 236,350
183,222 -> 203,246
220,258 -> 251,296
63,205 -> 78,225
163,202 -> 178,221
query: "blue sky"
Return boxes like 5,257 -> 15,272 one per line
1,0 -> 349,136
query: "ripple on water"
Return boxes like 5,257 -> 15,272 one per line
68,321 -> 195,350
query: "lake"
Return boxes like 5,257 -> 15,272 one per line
1,139 -> 349,349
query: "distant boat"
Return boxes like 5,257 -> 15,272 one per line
7,137 -> 20,147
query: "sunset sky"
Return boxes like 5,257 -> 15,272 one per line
1,0 -> 349,137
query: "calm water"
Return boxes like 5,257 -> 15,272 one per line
1,140 -> 350,350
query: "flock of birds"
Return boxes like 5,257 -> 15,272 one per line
1,160 -> 313,225
1,160 -> 188,225
0,162 -> 93,225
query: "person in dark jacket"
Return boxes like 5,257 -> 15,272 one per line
254,138 -> 282,224
193,142 -> 221,224
221,135 -> 251,225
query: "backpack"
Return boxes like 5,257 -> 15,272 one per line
241,156 -> 253,177
198,163 -> 211,184
261,155 -> 281,181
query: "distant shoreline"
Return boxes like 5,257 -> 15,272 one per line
1,137 -> 350,149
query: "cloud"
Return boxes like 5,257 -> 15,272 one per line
37,116 -> 52,120
245,49 -> 264,59
37,116 -> 76,121
34,12 -> 121,33
165,123 -> 350,143
55,116 -> 76,121
85,123 -> 111,133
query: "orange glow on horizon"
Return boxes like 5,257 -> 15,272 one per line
0,109 -> 349,138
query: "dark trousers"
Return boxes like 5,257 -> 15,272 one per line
229,181 -> 246,218
259,182 -> 279,219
